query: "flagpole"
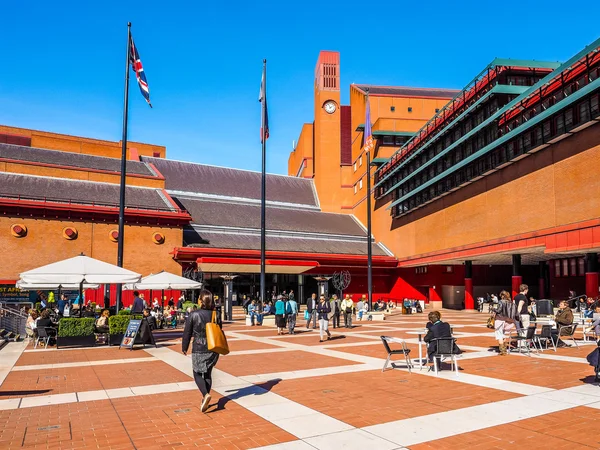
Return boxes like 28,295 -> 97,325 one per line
260,59 -> 267,307
365,89 -> 373,310
115,22 -> 132,313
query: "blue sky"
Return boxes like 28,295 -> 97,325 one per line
1,1 -> 599,174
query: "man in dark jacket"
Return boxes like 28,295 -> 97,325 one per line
306,293 -> 317,329
424,311 -> 460,363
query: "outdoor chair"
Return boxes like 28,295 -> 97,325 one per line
34,327 -> 56,349
557,323 -> 579,348
380,336 -> 413,373
429,337 -> 460,375
510,324 -> 538,356
534,325 -> 554,351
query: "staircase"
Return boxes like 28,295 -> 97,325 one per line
0,306 -> 27,347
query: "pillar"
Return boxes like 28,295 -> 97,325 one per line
512,254 -> 522,299
586,253 -> 599,299
464,260 -> 474,310
298,275 -> 305,305
538,261 -> 546,299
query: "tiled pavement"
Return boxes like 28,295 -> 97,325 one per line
1,309 -> 599,449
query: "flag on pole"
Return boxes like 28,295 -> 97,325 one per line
129,34 -> 152,107
364,94 -> 373,153
259,63 -> 269,142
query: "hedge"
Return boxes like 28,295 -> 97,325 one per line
58,318 -> 96,337
109,315 -> 143,334
118,309 -> 132,315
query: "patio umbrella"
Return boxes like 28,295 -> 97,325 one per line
18,255 -> 141,285
123,271 -> 202,290
15,281 -> 100,290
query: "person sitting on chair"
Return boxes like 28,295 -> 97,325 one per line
584,305 -> 600,341
552,300 -> 574,347
424,311 -> 460,365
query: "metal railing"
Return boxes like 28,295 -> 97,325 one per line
0,304 -> 28,337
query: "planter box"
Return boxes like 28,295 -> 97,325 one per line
109,333 -> 124,346
57,335 -> 95,349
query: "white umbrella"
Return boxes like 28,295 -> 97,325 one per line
123,270 -> 202,290
16,281 -> 100,290
18,255 -> 141,285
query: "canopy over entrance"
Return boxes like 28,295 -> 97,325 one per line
197,257 -> 319,274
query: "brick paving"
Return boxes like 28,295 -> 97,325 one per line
1,308 -> 599,449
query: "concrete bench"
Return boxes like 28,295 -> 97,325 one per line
245,315 -> 276,326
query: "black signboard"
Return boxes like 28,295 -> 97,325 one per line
119,318 -> 157,350
0,284 -> 33,303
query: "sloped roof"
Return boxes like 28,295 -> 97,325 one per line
0,173 -> 172,210
174,196 -> 366,236
144,157 -> 318,207
0,143 -> 155,176
353,85 -> 459,98
184,229 -> 387,256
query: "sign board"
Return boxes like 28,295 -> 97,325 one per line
0,284 -> 33,303
120,319 -> 142,349
119,318 -> 157,350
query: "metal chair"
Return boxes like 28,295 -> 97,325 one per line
557,323 -> 579,348
510,324 -> 538,355
380,336 -> 413,373
34,327 -> 55,349
429,337 -> 460,375
534,325 -> 554,351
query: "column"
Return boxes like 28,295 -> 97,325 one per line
298,275 -> 305,305
586,253 -> 599,299
538,261 -> 546,299
512,254 -> 522,299
464,260 -> 474,310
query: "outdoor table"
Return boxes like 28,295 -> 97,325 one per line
406,329 -> 429,369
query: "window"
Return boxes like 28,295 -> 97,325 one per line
445,266 -> 453,273
415,266 -> 428,274
435,108 -> 440,113
382,136 -> 394,145
408,107 -> 413,113
359,178 -> 363,190
354,184 -> 357,194
555,260 -> 561,277
562,259 -> 569,277
359,156 -> 363,167
353,162 -> 357,172
570,258 -> 577,276
390,106 -> 395,112
578,258 -> 585,276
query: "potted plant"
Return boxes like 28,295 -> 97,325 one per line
109,314 -> 142,345
57,318 -> 96,348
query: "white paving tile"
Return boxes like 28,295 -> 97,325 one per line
532,389 -> 600,406
105,387 -> 135,399
248,402 -> 316,421
249,441 -> 317,450
305,428 -> 400,450
12,356 -> 157,371
0,398 -> 21,410
77,390 -> 108,402
0,341 -> 28,386
20,392 -> 77,408
271,412 -> 353,439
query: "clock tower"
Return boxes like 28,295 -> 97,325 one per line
313,51 -> 343,212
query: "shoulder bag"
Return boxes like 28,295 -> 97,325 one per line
206,310 -> 230,355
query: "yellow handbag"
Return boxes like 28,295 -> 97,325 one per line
206,310 -> 230,355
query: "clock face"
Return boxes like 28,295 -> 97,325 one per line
324,101 -> 337,114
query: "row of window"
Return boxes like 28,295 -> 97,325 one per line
554,258 -> 586,278
392,90 -> 600,217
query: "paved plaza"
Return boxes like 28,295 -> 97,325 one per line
1,310 -> 600,449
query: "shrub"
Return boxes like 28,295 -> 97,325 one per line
118,309 -> 132,315
182,301 -> 197,311
109,315 -> 143,334
58,318 -> 96,337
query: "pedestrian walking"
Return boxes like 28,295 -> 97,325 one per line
182,293 -> 220,412
275,295 -> 286,335
341,294 -> 354,328
316,295 -> 332,342
287,294 -> 298,334
330,294 -> 341,329
306,293 -> 317,329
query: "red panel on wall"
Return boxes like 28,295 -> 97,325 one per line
340,106 -> 352,165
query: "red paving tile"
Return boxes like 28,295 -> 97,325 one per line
0,392 -> 295,450
454,335 -> 499,348
228,339 -> 280,352
15,347 -> 152,366
411,406 -> 600,449
267,369 -> 521,428
0,361 -> 191,398
217,350 -> 357,376
276,334 -> 374,346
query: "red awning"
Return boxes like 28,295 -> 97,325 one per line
197,257 -> 319,274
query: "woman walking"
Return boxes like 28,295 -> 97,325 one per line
316,295 -> 332,342
275,295 -> 286,335
493,290 -> 519,356
182,293 -> 220,412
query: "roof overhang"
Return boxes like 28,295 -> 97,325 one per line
197,257 -> 318,274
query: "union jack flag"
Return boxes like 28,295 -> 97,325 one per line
364,94 -> 373,153
129,34 -> 152,107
